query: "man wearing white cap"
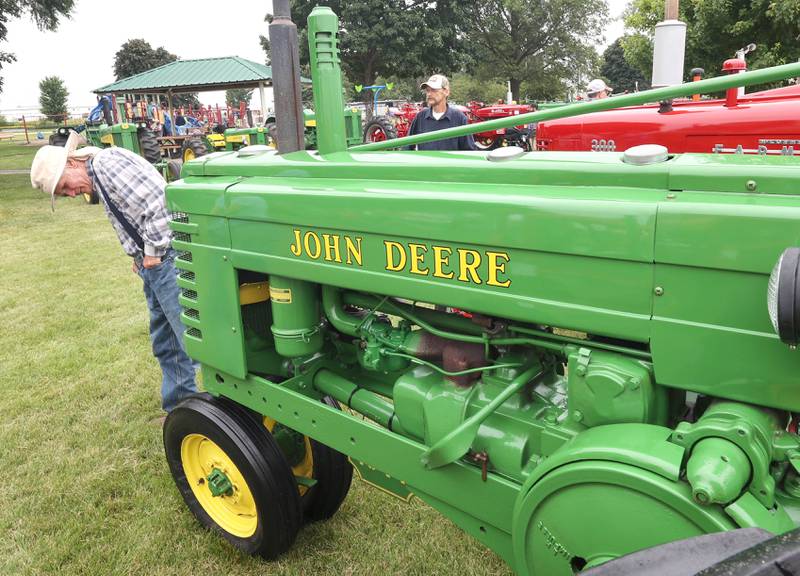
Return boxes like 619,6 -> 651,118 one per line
30,133 -> 197,415
406,74 -> 475,151
586,79 -> 612,100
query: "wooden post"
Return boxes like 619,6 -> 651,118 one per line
21,115 -> 30,144
167,89 -> 175,136
665,0 -> 679,20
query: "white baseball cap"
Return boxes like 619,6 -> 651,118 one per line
30,131 -> 98,210
420,74 -> 450,90
586,79 -> 612,95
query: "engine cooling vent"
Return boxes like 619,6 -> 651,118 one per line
184,308 -> 200,320
177,250 -> 193,263
179,270 -> 195,282
174,232 -> 192,243
172,212 -> 189,224
186,327 -> 202,339
182,288 -> 198,301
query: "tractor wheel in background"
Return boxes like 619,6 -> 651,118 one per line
49,127 -> 72,147
164,393 -> 302,559
262,396 -> 353,523
137,128 -> 161,164
83,190 -> 99,205
167,159 -> 183,181
182,137 -> 208,163
473,134 -> 500,151
363,116 -> 397,143
265,122 -> 277,146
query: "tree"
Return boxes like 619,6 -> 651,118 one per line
225,88 -> 253,107
622,0 -> 800,85
462,0 -> 608,101
0,0 -> 75,92
113,39 -> 177,80
39,75 -> 68,121
288,1 -> 468,93
601,38 -> 649,93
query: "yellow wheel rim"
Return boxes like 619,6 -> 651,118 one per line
180,433 -> 258,537
264,417 -> 314,496
183,148 -> 196,162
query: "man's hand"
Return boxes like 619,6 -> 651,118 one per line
142,255 -> 163,269
131,260 -> 139,274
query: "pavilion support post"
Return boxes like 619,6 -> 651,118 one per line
167,89 -> 175,136
259,81 -> 267,124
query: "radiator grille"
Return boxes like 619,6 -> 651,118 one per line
186,327 -> 202,339
179,270 -> 195,282
185,308 -> 200,320
174,231 -> 192,243
172,212 -> 189,223
182,288 -> 198,301
177,250 -> 193,263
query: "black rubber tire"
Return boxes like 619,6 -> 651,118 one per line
473,134 -> 500,151
302,397 -> 353,522
137,128 -> 161,164
182,137 -> 208,162
83,190 -> 99,205
167,159 -> 183,181
163,393 -> 302,559
265,122 -> 277,146
49,127 -> 71,147
363,116 -> 397,143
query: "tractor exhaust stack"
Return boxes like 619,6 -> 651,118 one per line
269,0 -> 305,154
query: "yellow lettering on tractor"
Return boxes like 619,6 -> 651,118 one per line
457,249 -> 482,284
408,244 -> 429,276
345,236 -> 363,266
384,241 -> 407,271
322,234 -> 342,263
304,232 -> 322,259
486,251 -> 511,288
432,246 -> 454,279
290,229 -> 303,256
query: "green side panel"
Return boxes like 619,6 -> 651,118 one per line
725,491 -> 795,533
167,177 -> 247,379
668,153 -> 800,196
655,192 -> 800,274
652,190 -> 800,410
223,176 -> 659,340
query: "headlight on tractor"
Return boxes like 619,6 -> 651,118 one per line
768,247 -> 800,346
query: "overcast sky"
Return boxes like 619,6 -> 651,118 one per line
0,0 -> 628,115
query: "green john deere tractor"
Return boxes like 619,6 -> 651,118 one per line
160,7 -> 800,575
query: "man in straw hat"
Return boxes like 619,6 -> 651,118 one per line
30,133 -> 197,415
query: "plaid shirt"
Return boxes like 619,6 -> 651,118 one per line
87,147 -> 172,258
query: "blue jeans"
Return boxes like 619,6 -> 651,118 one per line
137,250 -> 198,412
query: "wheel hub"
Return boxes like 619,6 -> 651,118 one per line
207,467 -> 234,497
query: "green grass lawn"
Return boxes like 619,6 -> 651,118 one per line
0,143 -> 41,170
0,175 -> 512,576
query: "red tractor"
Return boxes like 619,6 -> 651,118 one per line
536,59 -> 800,156
362,101 -> 537,149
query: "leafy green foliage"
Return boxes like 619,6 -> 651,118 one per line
289,0 -> 467,90
601,38 -> 650,93
0,0 -> 74,92
462,0 -> 608,101
225,88 -> 253,107
113,39 -> 177,80
623,0 -> 800,84
449,73 -> 508,104
38,76 -> 68,121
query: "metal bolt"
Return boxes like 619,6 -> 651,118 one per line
231,327 -> 237,333
575,365 -> 587,377
573,410 -> 583,422
666,193 -> 677,199
223,255 -> 228,261
746,180 -> 757,191
654,286 -> 664,296
629,377 -> 641,390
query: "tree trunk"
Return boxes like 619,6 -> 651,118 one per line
510,77 -> 521,103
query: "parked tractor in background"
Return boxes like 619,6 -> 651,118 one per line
362,99 -> 536,150
162,6 -> 800,575
536,56 -> 800,155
